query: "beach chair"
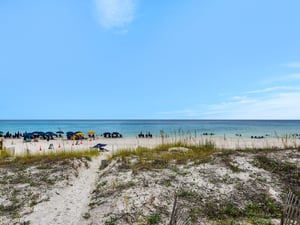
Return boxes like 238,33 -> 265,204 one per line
91,143 -> 107,152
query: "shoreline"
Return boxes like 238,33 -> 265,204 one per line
1,120 -> 300,141
2,136 -> 300,155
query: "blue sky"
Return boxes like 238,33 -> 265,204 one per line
1,0 -> 300,119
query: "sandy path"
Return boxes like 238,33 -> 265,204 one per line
24,154 -> 105,225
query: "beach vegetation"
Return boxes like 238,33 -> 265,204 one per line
0,148 -> 12,159
244,194 -> 281,218
220,154 -> 245,173
108,141 -> 219,173
213,219 -> 273,225
105,216 -> 118,225
250,217 -> 273,225
0,149 -> 99,168
29,200 -> 38,207
188,192 -> 281,222
273,131 -> 300,149
146,213 -> 161,224
253,154 -> 300,197
20,221 -> 30,225
87,147 -> 300,225
177,188 -> 202,202
214,220 -> 242,225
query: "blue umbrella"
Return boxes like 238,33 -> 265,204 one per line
46,132 -> 57,137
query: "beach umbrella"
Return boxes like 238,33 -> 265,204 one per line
75,132 -> 84,137
25,132 -> 33,137
46,132 -> 57,137
33,131 -> 44,137
66,131 -> 74,137
56,131 -> 64,134
87,130 -> 96,135
66,131 -> 75,140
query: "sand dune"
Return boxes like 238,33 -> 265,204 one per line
1,136 -> 300,224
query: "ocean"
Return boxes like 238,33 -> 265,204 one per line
0,120 -> 299,139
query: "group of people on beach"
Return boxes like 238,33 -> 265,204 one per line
137,132 -> 153,138
0,131 -> 22,139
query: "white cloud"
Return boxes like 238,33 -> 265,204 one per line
261,73 -> 300,85
160,61 -> 300,119
205,92 -> 300,119
159,88 -> 300,119
246,86 -> 300,94
93,0 -> 137,31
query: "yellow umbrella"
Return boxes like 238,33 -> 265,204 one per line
75,132 -> 84,137
88,130 -> 96,135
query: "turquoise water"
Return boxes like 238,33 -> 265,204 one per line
0,120 -> 299,138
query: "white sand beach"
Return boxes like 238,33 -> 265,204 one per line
3,135 -> 300,155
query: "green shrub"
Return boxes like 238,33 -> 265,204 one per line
147,213 -> 161,225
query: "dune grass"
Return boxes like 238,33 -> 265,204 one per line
0,148 -> 11,159
0,149 -> 99,168
254,155 -> 300,197
97,141 -> 297,224
108,140 -> 219,172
